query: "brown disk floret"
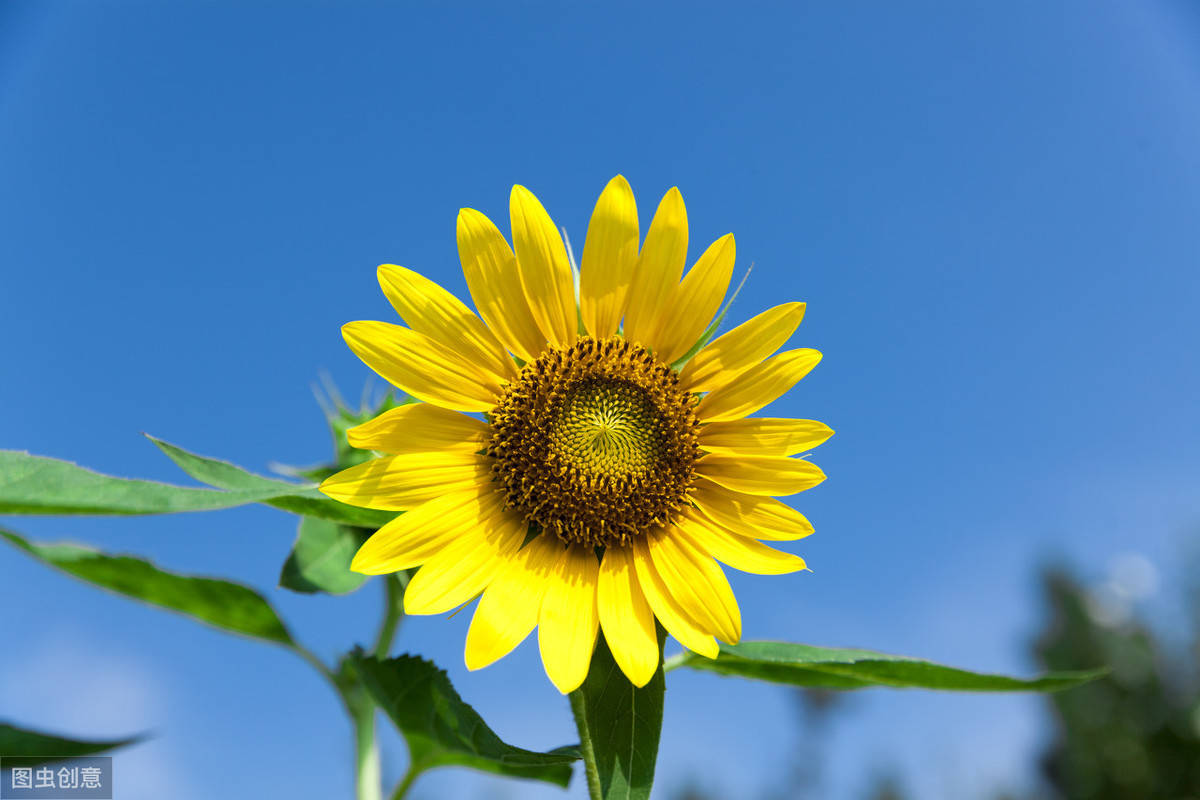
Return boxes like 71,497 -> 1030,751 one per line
487,336 -> 700,547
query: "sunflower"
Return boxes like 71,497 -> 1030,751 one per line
320,176 -> 831,693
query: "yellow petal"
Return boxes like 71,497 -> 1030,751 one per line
653,234 -> 736,364
346,403 -> 489,454
580,175 -> 639,338
699,418 -> 834,457
342,321 -> 502,412
377,264 -> 517,382
631,535 -> 718,659
694,348 -> 822,422
538,544 -> 600,693
690,477 -> 815,541
349,486 -> 503,574
597,545 -> 659,687
465,534 -> 564,671
646,527 -> 740,644
402,506 -> 528,615
679,302 -> 806,393
457,208 -> 547,362
676,507 -> 807,575
510,185 -> 577,349
320,451 -> 491,510
623,187 -> 687,351
695,453 -> 826,497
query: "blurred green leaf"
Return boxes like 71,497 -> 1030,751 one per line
279,517 -> 370,595
147,436 -> 394,529
1026,566 -> 1200,798
1,528 -> 294,646
570,633 -> 665,800
0,722 -> 142,765
0,450 -> 285,515
351,652 -> 578,788
671,641 -> 1105,691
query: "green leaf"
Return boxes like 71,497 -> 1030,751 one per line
0,722 -> 142,766
0,450 -> 287,515
0,445 -> 392,529
146,436 -> 395,529
278,516 -> 370,595
569,632 -> 665,800
669,641 -> 1106,691
350,652 -> 578,788
1,528 -> 295,646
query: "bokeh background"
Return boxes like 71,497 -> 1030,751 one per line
2,2 -> 1198,798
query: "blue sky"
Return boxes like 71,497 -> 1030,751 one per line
2,2 -> 1198,798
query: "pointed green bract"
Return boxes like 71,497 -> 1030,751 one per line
279,516 -> 371,595
0,722 -> 142,766
350,653 -> 579,788
147,436 -> 395,528
570,633 -> 665,800
1,528 -> 294,646
668,641 -> 1106,691
669,264 -> 752,370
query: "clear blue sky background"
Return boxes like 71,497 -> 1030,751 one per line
2,2 -> 1198,798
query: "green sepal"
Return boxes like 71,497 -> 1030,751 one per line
570,628 -> 666,800
669,264 -> 752,371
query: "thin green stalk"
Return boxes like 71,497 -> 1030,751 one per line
568,688 -> 603,800
352,698 -> 382,800
290,643 -> 339,689
374,573 -> 407,657
355,572 -> 409,800
388,767 -> 418,800
287,641 -> 377,798
661,652 -> 686,673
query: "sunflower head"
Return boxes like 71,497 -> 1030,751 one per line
320,176 -> 832,693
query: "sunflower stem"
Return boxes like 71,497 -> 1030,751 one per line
374,573 -> 407,658
350,572 -> 409,800
352,695 -> 382,800
388,767 -> 418,800
568,688 -> 604,800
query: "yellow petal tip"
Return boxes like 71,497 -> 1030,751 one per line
544,668 -> 586,695
348,552 -> 387,575
621,663 -> 657,688
317,475 -> 346,500
401,596 -> 431,616
464,648 -> 492,672
606,174 -> 632,192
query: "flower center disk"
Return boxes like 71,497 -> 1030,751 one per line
488,336 -> 700,547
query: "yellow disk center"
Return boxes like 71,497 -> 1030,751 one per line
549,379 -> 664,478
487,336 -> 699,547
